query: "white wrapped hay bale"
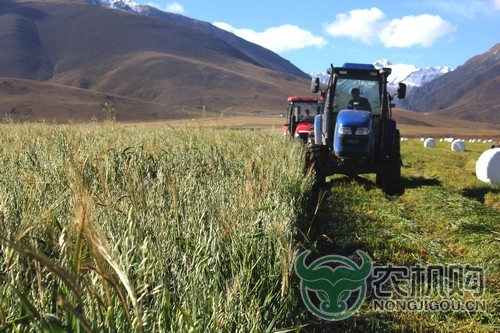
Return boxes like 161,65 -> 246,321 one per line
451,139 -> 466,152
476,148 -> 500,184
424,138 -> 436,148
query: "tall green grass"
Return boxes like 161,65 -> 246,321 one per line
1,123 -> 498,332
0,123 -> 311,332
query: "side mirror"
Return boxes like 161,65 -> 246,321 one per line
397,83 -> 407,99
311,77 -> 320,94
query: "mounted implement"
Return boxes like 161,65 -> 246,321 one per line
307,63 -> 407,195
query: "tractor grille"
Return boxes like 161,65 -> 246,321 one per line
339,137 -> 369,147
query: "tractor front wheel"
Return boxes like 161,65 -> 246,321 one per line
306,144 -> 327,186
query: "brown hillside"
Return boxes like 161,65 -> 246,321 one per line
408,43 -> 500,124
1,0 -> 498,137
392,108 -> 500,139
0,78 -> 177,122
0,1 -> 312,122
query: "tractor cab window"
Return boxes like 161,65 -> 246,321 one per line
294,106 -> 301,121
334,78 -> 381,115
293,102 -> 321,123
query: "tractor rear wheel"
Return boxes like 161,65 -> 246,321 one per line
376,130 -> 402,195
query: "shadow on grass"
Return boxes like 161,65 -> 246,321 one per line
401,176 -> 441,189
461,187 -> 499,204
317,175 -> 377,194
296,313 -> 413,333
300,177 -> 372,252
293,181 -> 414,332
456,221 -> 495,234
300,175 -> 396,256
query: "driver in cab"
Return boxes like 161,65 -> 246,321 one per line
347,88 -> 372,111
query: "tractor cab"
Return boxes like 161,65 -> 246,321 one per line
307,63 -> 407,195
282,96 -> 323,142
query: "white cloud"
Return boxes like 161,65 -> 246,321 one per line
324,8 -> 456,48
493,0 -> 500,10
165,2 -> 185,14
213,22 -> 327,53
324,8 -> 386,45
380,14 -> 456,47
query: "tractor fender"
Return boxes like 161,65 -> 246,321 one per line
314,114 -> 322,144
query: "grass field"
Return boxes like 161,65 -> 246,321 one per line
0,122 -> 498,332
126,111 -> 500,141
301,138 -> 499,332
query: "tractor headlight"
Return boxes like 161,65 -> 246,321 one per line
355,127 -> 370,135
338,126 -> 352,135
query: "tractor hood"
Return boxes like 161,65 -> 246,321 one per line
294,122 -> 312,142
334,110 -> 374,158
336,109 -> 371,128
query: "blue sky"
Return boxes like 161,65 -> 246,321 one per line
131,0 -> 499,73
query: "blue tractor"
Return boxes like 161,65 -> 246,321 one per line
307,63 -> 407,195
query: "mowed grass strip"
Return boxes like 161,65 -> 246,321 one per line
298,139 -> 498,332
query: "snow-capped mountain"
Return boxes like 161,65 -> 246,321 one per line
374,59 -> 452,87
88,0 -> 142,12
312,60 -> 453,89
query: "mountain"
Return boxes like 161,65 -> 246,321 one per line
406,43 -> 500,124
372,59 -> 451,88
89,0 -> 310,79
87,0 -> 139,11
0,0 -> 311,122
1,1 -> 498,127
88,0 -> 148,12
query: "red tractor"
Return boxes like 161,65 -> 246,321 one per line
282,96 -> 323,142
